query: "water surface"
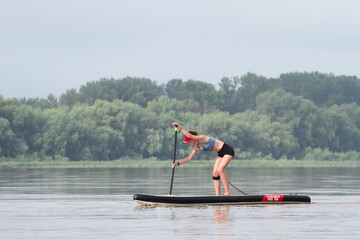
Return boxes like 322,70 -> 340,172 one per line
0,167 -> 359,239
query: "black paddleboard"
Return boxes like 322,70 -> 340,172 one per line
133,193 -> 311,206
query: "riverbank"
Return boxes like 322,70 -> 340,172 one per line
0,158 -> 359,168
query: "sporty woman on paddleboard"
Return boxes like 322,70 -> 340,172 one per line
171,122 -> 234,196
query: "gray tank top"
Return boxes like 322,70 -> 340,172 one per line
198,137 -> 216,151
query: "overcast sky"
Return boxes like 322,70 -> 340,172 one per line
1,0 -> 360,99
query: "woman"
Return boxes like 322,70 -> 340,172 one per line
171,122 -> 234,196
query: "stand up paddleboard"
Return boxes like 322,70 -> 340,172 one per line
133,193 -> 311,207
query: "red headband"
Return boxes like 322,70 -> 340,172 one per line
183,136 -> 191,143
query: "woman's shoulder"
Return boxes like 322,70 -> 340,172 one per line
198,135 -> 211,143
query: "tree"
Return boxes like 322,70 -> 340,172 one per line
0,117 -> 28,157
146,96 -> 201,117
67,101 -> 125,161
78,77 -> 165,107
217,77 -> 240,113
60,89 -> 80,106
20,94 -> 58,109
256,88 -> 319,150
237,73 -> 279,112
181,80 -> 219,114
0,97 -> 32,157
228,111 -> 299,159
279,72 -> 360,106
40,108 -> 74,159
109,100 -> 159,157
165,79 -> 183,99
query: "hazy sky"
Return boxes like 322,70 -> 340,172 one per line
1,0 -> 359,98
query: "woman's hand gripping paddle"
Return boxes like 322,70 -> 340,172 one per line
169,124 -> 178,196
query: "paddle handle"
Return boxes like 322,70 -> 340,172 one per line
169,125 -> 178,196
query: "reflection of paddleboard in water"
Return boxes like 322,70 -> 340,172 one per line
133,194 -> 311,207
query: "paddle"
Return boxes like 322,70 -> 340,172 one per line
169,124 -> 178,196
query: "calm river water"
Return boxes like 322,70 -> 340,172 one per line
0,167 -> 359,239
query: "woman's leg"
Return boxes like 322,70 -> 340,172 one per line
217,155 -> 233,195
213,157 -> 222,196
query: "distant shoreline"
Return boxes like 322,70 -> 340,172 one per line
0,159 -> 358,169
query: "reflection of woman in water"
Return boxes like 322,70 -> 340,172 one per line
214,206 -> 230,224
171,122 -> 235,196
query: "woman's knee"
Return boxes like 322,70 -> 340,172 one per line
217,168 -> 225,175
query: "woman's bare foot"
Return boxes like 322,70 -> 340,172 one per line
223,192 -> 231,196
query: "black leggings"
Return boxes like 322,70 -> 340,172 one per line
217,143 -> 235,157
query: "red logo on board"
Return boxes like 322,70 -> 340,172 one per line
262,195 -> 284,201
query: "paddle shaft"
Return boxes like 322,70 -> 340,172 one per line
169,125 -> 178,195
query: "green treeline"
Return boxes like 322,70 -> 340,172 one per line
2,72 -> 360,162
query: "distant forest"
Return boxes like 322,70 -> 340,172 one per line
2,72 -> 360,162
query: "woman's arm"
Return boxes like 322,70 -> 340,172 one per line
172,147 -> 198,168
172,122 -> 206,141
